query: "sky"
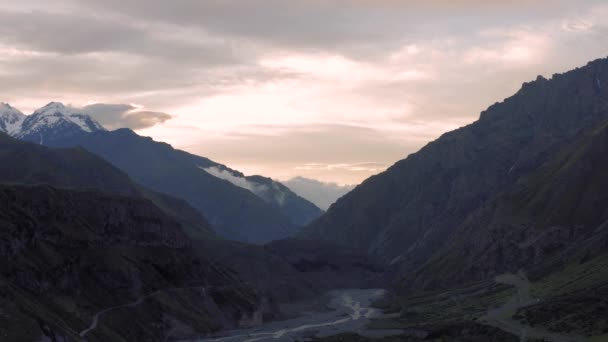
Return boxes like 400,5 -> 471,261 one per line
1,1 -> 608,184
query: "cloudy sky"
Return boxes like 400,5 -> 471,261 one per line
2,0 -> 608,184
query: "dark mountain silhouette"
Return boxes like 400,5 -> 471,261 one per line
1,102 -> 322,243
0,183 -> 262,341
0,132 -> 381,340
0,132 -> 214,239
301,57 -> 608,290
32,128 -> 321,243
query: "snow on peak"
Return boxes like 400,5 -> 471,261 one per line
25,102 -> 106,134
33,102 -> 76,116
1,101 -> 106,139
0,102 -> 24,117
0,102 -> 26,135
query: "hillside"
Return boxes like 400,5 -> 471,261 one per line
38,128 -> 321,243
0,184 -> 259,341
0,133 -> 214,239
302,57 -> 608,280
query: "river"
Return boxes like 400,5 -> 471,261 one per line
193,288 -> 401,342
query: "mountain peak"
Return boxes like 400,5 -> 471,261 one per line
13,102 -> 106,142
0,102 -> 23,113
33,102 -> 75,116
0,103 -> 26,135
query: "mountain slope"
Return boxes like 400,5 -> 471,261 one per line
409,118 -> 608,290
2,102 -> 322,243
0,132 -> 214,239
40,128 -> 321,243
244,174 -> 323,226
0,132 -> 382,339
0,102 -> 25,135
0,184 -> 259,341
301,57 -> 608,279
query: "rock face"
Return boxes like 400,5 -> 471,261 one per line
40,128 -> 322,243
301,57 -> 608,290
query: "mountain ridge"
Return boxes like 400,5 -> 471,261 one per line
32,127 -> 322,243
301,56 -> 608,288
0,103 -> 323,243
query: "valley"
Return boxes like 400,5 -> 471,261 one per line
1,49 -> 608,342
196,289 -> 397,342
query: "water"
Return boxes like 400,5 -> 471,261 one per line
193,288 -> 398,342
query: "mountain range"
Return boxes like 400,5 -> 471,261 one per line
0,102 -> 322,244
0,131 -> 383,340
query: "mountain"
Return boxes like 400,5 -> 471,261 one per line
409,117 -> 608,290
0,135 -> 264,340
0,102 -> 322,243
15,102 -> 105,143
301,57 -> 608,288
0,183 -> 261,341
0,133 -> 382,340
28,126 -> 322,243
0,132 -> 214,239
283,176 -> 356,210
0,102 -> 26,135
247,175 -> 322,226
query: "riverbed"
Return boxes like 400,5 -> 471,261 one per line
196,289 -> 402,342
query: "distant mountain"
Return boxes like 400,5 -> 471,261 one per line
0,102 -> 25,135
0,132 -> 214,239
15,102 -> 105,143
201,167 -> 322,227
301,57 -> 608,290
49,129 -> 322,243
1,102 -> 322,243
283,177 -> 355,210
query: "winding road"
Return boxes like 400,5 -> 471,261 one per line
79,284 -> 244,341
483,272 -> 584,342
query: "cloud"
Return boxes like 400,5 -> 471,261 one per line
294,162 -> 387,173
81,103 -> 172,130
0,9 -> 241,63
2,0 -> 608,183
283,176 -> 355,210
202,166 -> 267,194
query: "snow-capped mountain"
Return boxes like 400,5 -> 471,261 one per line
0,103 -> 26,136
0,102 -> 105,144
